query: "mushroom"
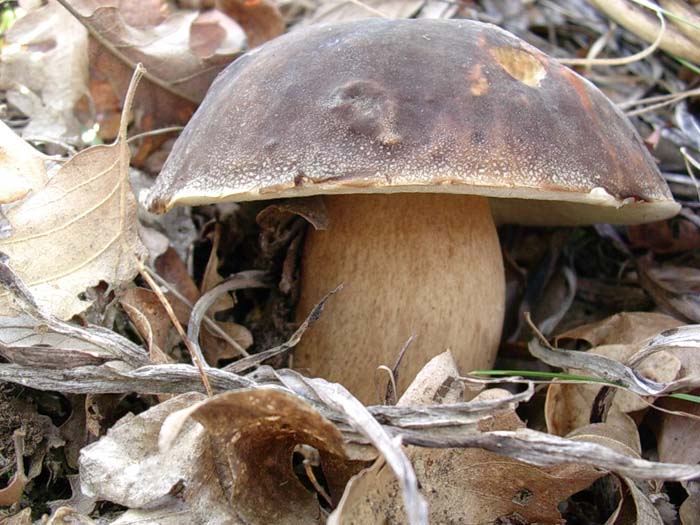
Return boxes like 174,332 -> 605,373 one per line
147,19 -> 680,404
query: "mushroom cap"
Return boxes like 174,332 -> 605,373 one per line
146,18 -> 679,225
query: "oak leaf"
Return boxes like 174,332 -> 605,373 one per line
0,70 -> 147,319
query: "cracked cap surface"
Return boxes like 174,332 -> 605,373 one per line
147,18 -> 680,225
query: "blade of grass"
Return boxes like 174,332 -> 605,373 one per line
471,370 -> 700,404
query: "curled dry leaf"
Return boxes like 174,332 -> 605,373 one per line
216,0 -> 285,48
545,312 -> 685,435
0,0 -> 88,144
331,352 -> 603,524
119,287 -> 177,364
80,392 -> 209,509
82,386 -> 366,525
545,343 -> 680,436
64,0 -> 245,146
0,259 -> 149,368
0,430 -> 28,507
126,234 -> 253,365
569,421 -> 663,525
0,69 -> 146,319
542,313 -> 692,435
637,259 -> 700,323
555,311 -> 684,348
160,387 -> 364,524
628,219 -> 700,254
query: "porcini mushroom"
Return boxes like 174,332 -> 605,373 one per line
147,19 -> 680,404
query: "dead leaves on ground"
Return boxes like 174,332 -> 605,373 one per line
1,0 -> 284,161
331,352 -> 604,524
80,389 -> 363,524
0,70 -> 146,319
0,1 -> 89,145
2,0 -> 700,523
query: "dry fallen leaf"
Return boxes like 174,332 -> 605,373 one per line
637,259 -> 700,323
65,0 -> 245,148
555,311 -> 684,348
331,352 -> 604,524
569,421 -> 663,525
120,246 -> 253,365
79,392 -> 210,510
0,68 -> 147,319
628,219 -> 700,254
216,0 -> 285,48
655,395 -> 700,467
545,343 -> 681,435
82,386 -> 365,524
546,312 -> 685,436
0,0 -> 88,144
0,122 -> 49,205
681,494 -> 700,525
119,287 -> 178,363
160,387 -> 364,524
308,0 -> 424,24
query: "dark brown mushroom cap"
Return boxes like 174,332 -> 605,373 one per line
146,18 -> 679,225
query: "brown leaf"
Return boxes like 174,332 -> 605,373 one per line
681,494 -> 700,525
151,248 -> 253,364
257,197 -> 330,232
0,430 -> 27,507
545,343 -> 680,436
67,0 -> 245,158
80,392 -> 210,509
201,225 -> 233,314
331,352 -> 602,524
637,259 -> 700,323
155,247 -> 200,311
555,311 -> 683,348
94,0 -> 170,27
161,388 -> 360,524
119,287 -> 179,362
216,0 -> 285,48
654,395 -> 700,466
628,219 -> 700,254
0,76 -> 147,319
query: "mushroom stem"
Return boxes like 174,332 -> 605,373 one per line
295,193 -> 505,404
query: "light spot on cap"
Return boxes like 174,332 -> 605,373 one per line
491,47 -> 546,87
468,63 -> 489,96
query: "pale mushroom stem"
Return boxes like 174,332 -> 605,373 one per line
294,193 -> 505,404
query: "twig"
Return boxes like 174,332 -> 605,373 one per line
144,267 -> 250,358
559,10 -> 665,66
187,270 -> 270,369
622,86 -> 700,116
138,258 -> 213,397
127,127 -> 184,144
